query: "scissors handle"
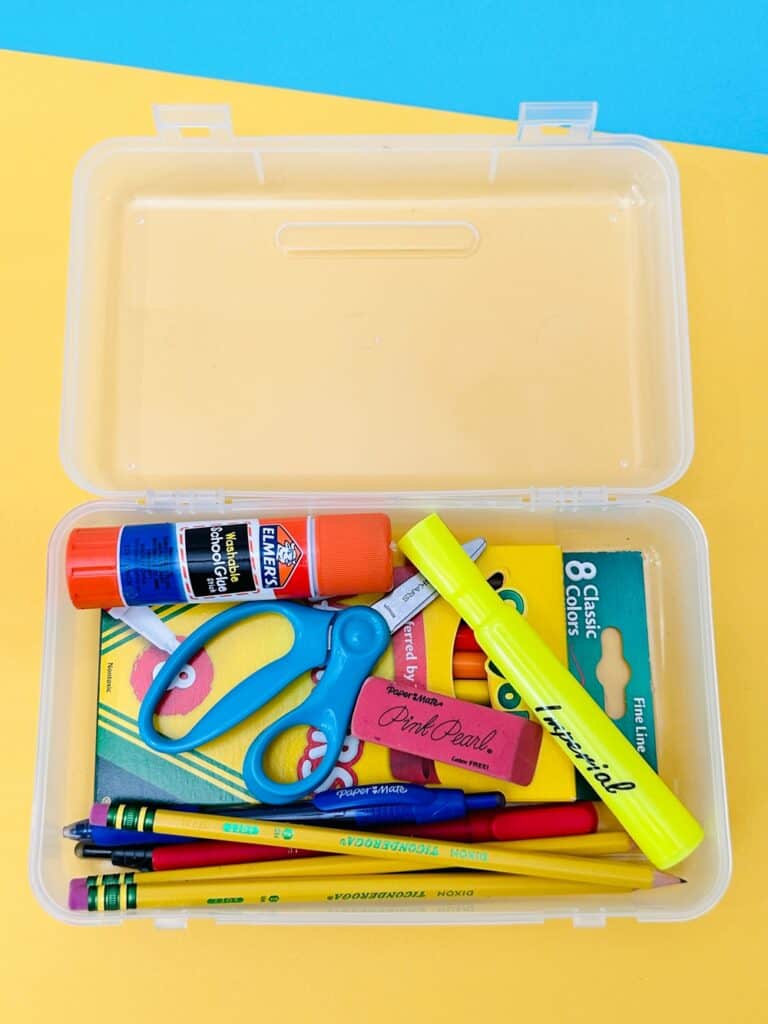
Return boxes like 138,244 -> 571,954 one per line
138,602 -> 334,755
242,605 -> 390,803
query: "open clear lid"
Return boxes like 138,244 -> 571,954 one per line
61,103 -> 692,498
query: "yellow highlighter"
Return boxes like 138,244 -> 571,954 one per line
398,514 -> 704,870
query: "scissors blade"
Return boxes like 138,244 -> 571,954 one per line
371,537 -> 486,634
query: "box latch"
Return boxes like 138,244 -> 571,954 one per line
573,912 -> 607,928
517,101 -> 597,144
530,487 -> 609,509
145,490 -> 226,513
153,916 -> 188,930
153,104 -> 234,140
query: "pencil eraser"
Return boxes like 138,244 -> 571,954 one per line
351,677 -> 543,784
90,803 -> 109,827
69,878 -> 89,911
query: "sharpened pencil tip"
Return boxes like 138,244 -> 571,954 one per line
653,871 -> 685,888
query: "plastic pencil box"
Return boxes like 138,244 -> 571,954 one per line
30,101 -> 731,927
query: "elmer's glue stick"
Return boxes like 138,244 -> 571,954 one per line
66,514 -> 392,609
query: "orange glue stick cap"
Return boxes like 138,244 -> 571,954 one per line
314,514 -> 393,597
66,526 -> 123,609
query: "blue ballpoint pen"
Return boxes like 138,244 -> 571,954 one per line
235,784 -> 505,825
65,785 -> 504,844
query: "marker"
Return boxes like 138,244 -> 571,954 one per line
71,871 -> 666,912
77,801 -> 600,870
398,514 -> 705,870
93,802 -> 683,890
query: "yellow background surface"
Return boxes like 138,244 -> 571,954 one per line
1,50 -> 767,1021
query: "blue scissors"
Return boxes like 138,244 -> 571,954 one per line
135,538 -> 486,804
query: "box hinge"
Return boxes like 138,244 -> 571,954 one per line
517,101 -> 597,144
573,912 -> 607,928
145,490 -> 226,513
153,916 -> 188,930
529,487 -> 610,508
153,104 -> 234,140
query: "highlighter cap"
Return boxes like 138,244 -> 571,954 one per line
398,514 -> 497,628
66,526 -> 123,609
314,514 -> 393,597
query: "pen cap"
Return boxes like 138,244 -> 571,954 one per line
488,803 -> 599,841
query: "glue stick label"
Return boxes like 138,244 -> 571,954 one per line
183,523 -> 256,597
176,519 -> 311,601
116,518 -> 314,604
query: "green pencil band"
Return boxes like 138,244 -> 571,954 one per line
105,804 -> 157,832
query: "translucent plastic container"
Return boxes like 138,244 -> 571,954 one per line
31,102 -> 731,926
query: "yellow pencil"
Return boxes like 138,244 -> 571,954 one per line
73,872 -> 632,912
95,803 -> 678,890
84,855 -> 417,888
81,832 -> 637,889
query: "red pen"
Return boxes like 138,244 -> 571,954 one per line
77,802 -> 599,871
393,802 -> 599,842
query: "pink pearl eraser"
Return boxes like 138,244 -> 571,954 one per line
351,677 -> 543,785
